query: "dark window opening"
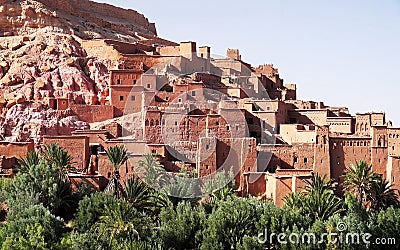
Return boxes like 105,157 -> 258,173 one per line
119,96 -> 124,101
131,96 -> 135,101
294,157 -> 298,163
304,158 -> 308,163
117,79 -> 121,85
133,80 -> 137,85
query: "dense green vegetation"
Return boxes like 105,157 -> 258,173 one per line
0,144 -> 399,249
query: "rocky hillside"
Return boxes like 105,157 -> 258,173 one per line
0,0 -> 156,41
0,0 -> 158,144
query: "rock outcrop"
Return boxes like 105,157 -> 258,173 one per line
0,0 -> 157,41
0,102 -> 89,144
0,0 -> 159,143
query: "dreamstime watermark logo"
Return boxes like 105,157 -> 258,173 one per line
257,221 -> 396,246
122,52 -> 275,198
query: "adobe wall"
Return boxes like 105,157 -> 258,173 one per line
71,130 -> 109,145
110,70 -> 144,86
280,124 -> 316,144
197,137 -> 217,177
288,110 -> 328,125
0,141 -> 34,158
273,177 -> 293,207
42,136 -> 90,171
329,137 -> 372,184
157,46 -> 180,56
119,55 -> 176,71
103,122 -> 122,139
144,110 -> 162,144
261,144 -> 294,171
387,156 -> 400,191
244,172 -> 267,196
97,140 -> 148,183
327,117 -> 354,134
110,85 -> 141,117
388,128 -> 400,156
314,126 -> 331,178
292,143 -> 315,169
269,170 -> 312,207
0,141 -> 34,169
70,105 -> 114,123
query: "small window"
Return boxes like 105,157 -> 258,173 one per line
133,80 -> 137,85
175,121 -> 178,126
147,84 -> 151,88
117,79 -> 121,85
206,165 -> 209,170
216,121 -> 219,126
236,125 -> 239,130
131,96 -> 135,101
294,157 -> 298,163
119,96 -> 124,101
192,91 -> 196,96
304,158 -> 308,163
226,125 -> 230,131
151,149 -> 157,154
206,144 -> 209,150
178,98 -> 182,103
166,96 -> 169,101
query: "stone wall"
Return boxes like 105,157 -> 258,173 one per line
43,136 -> 90,171
70,104 -> 114,123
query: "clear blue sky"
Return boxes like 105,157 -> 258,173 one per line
97,0 -> 400,125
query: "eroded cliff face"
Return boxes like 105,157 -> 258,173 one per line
0,0 -> 158,143
0,33 -> 110,107
0,102 -> 89,144
0,0 -> 157,41
0,33 -> 107,143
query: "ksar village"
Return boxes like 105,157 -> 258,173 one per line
0,0 -> 399,249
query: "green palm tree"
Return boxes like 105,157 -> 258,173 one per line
135,154 -> 166,187
302,190 -> 343,221
283,192 -> 304,213
368,175 -> 399,210
284,173 -> 343,220
105,145 -> 128,173
17,150 -> 40,174
343,160 -> 381,207
95,201 -> 149,247
303,173 -> 336,195
124,176 -> 168,213
104,145 -> 128,198
41,143 -> 75,182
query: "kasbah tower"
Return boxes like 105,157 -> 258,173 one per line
0,0 -> 398,206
